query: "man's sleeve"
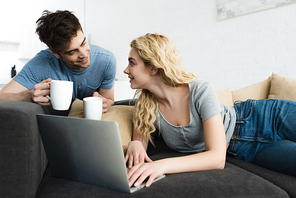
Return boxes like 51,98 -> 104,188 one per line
13,53 -> 48,89
100,53 -> 117,90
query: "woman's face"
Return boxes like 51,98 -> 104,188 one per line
124,48 -> 152,90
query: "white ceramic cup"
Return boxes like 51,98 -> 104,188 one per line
50,80 -> 73,110
83,97 -> 103,120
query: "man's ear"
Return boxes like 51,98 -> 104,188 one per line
150,65 -> 159,75
50,49 -> 60,59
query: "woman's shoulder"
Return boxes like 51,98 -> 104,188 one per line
189,79 -> 218,103
189,79 -> 215,92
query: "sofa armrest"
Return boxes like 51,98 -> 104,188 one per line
114,99 -> 136,106
0,101 -> 47,198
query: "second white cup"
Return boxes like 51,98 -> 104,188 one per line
83,97 -> 103,120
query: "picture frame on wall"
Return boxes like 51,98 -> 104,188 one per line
217,0 -> 296,20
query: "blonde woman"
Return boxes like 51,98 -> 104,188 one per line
124,33 -> 296,188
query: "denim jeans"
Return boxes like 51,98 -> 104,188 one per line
228,99 -> 296,176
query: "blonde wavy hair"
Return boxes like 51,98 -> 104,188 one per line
131,33 -> 197,143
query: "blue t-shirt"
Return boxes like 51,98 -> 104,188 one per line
14,44 -> 116,101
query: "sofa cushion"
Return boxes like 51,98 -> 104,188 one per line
216,88 -> 233,106
68,99 -> 84,117
0,101 -> 47,198
268,73 -> 296,101
36,141 -> 289,198
232,77 -> 272,103
68,99 -> 133,152
227,156 -> 296,198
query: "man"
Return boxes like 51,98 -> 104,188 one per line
0,10 -> 116,113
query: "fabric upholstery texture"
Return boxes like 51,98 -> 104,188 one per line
68,99 -> 134,152
227,156 -> 296,198
0,101 -> 47,198
35,140 -> 289,198
216,88 -> 233,106
232,77 -> 272,103
268,72 -> 296,101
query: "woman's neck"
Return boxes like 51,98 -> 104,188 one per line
148,79 -> 189,108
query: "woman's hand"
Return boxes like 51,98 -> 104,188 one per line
128,161 -> 165,188
125,140 -> 152,168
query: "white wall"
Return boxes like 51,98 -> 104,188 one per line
85,0 -> 296,91
0,0 -> 85,84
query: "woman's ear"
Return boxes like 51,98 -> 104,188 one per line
150,65 -> 159,75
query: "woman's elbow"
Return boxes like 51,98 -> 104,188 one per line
214,154 -> 226,170
217,160 -> 226,169
205,150 -> 226,170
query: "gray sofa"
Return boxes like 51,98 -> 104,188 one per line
1,100 -> 296,198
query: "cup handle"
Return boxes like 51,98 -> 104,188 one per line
47,82 -> 51,100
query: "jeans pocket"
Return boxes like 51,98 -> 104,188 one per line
235,99 -> 255,122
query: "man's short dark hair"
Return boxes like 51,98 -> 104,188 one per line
36,10 -> 82,53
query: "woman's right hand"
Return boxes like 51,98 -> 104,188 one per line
125,140 -> 152,168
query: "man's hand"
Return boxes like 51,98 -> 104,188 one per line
92,92 -> 108,113
31,78 -> 52,106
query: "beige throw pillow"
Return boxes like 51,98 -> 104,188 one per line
268,73 -> 296,102
216,88 -> 233,106
68,99 -> 134,153
232,77 -> 272,103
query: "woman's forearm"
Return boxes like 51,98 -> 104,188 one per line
132,130 -> 149,150
157,149 -> 226,174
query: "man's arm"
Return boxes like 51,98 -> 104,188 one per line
92,85 -> 115,113
0,80 -> 33,102
98,85 -> 114,107
0,79 -> 52,106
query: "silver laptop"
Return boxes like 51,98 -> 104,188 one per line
37,114 -> 165,193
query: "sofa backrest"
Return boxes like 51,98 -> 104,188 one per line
217,72 -> 296,106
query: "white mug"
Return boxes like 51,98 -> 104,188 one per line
50,80 -> 73,110
83,97 -> 103,120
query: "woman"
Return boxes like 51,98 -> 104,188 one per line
124,33 -> 296,188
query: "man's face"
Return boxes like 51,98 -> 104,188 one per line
57,30 -> 91,71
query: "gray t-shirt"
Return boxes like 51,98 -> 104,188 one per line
155,79 -> 236,153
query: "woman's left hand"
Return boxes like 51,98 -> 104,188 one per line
127,161 -> 165,188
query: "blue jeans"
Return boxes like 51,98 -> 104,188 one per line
228,99 -> 296,176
